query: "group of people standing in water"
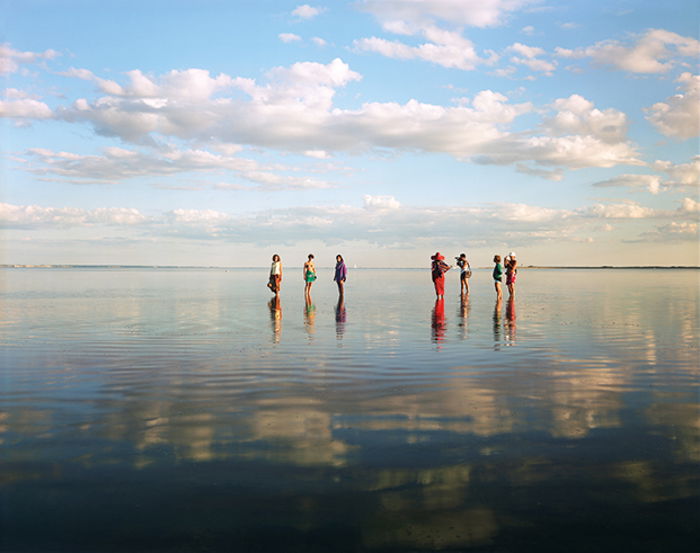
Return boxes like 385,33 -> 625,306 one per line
267,251 -> 518,299
267,253 -> 348,298
431,251 -> 518,300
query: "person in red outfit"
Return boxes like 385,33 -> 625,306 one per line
430,252 -> 452,299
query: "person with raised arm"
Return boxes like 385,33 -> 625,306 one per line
430,252 -> 451,299
455,252 -> 472,295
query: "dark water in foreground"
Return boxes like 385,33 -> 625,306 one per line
1,268 -> 698,552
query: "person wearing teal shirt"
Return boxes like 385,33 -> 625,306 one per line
493,255 -> 504,300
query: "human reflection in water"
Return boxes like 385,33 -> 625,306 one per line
505,295 -> 516,346
458,292 -> 471,340
304,294 -> 316,338
268,295 -> 282,343
431,298 -> 447,346
493,297 -> 502,350
335,295 -> 346,340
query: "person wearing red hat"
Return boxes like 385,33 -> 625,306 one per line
430,252 -> 451,299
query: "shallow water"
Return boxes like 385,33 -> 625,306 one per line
1,268 -> 698,552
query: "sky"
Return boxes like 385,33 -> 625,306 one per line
1,0 -> 699,267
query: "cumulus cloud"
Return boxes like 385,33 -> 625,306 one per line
645,73 -> 700,140
354,26 -> 487,70
679,197 -> 700,213
358,0 -> 536,29
292,5 -> 324,19
58,67 -> 127,95
544,94 -> 629,143
653,156 -> 700,187
586,202 -> 658,219
555,29 -> 700,74
279,33 -> 302,43
50,59 -> 643,174
363,194 -> 401,210
507,42 -> 557,75
0,43 -> 59,74
0,97 -> 52,119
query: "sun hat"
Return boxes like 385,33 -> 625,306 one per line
509,252 -> 516,258
431,252 -> 445,260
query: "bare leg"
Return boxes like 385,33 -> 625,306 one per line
495,281 -> 502,300
337,280 -> 344,297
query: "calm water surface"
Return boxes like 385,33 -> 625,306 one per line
1,268 -> 698,552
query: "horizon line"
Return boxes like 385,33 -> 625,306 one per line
2,264 -> 699,270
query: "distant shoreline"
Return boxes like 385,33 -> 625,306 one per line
2,265 -> 698,270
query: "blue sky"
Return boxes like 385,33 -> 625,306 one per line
2,0 -> 698,266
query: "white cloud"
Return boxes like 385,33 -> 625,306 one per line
679,197 -> 700,213
640,221 -> 699,242
507,42 -> 556,75
593,174 -> 663,194
0,98 -> 52,119
23,146 -> 333,190
354,26 -> 485,70
593,157 -> 700,194
292,5 -> 324,19
279,33 -> 302,43
555,29 -> 700,74
3,88 -> 32,100
58,67 -> 125,95
586,202 -> 658,219
363,195 -> 401,210
358,0 -> 536,29
509,43 -> 544,59
653,156 -> 700,187
2,194 -> 677,250
521,25 -> 535,35
515,164 -> 563,181
0,202 -> 146,227
312,37 -> 327,47
645,73 -> 700,140
304,150 -> 330,159
544,94 -> 629,143
54,60 -> 642,174
0,43 -> 59,74
475,131 -> 640,170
